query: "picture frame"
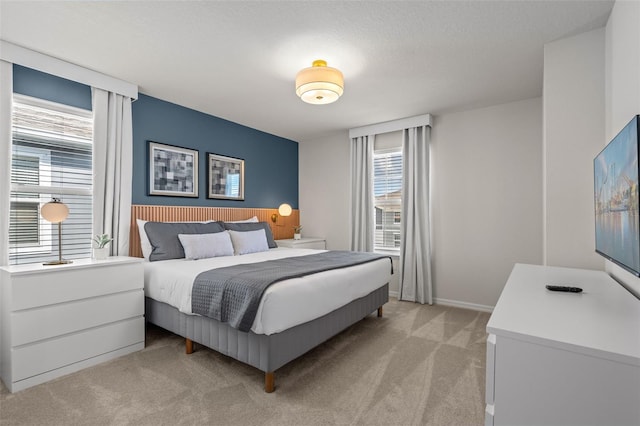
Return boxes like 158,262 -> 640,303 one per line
148,141 -> 198,197
207,152 -> 245,200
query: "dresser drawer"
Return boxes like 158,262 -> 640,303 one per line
12,317 -> 144,382
276,238 -> 326,250
294,241 -> 326,249
10,261 -> 143,310
12,289 -> 143,346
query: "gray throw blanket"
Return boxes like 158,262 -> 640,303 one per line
191,251 -> 392,332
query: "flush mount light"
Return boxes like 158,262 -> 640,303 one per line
295,59 -> 344,105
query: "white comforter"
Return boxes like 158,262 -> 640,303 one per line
144,247 -> 391,335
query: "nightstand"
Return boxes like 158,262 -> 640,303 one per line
0,256 -> 145,392
276,237 -> 326,250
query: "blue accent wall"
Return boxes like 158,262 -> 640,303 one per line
132,94 -> 298,208
12,65 -> 299,209
13,64 -> 92,110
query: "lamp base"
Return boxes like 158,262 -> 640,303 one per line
43,259 -> 73,266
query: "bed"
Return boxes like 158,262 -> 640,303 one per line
130,205 -> 391,392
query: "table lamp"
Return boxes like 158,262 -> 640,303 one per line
41,198 -> 72,265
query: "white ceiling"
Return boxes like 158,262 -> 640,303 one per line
0,1 -> 614,143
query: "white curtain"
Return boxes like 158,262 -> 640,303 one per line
398,125 -> 433,304
0,61 -> 13,266
92,88 -> 133,256
350,135 -> 375,252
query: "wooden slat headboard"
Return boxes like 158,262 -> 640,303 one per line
129,204 -> 300,258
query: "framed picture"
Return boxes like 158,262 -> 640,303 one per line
148,141 -> 198,197
207,153 -> 245,200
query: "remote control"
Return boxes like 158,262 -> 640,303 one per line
545,285 -> 583,293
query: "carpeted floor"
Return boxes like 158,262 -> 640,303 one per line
0,299 -> 490,425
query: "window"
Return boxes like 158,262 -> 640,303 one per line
373,148 -> 402,251
9,95 -> 93,265
10,155 -> 40,244
225,173 -> 240,197
375,207 -> 383,230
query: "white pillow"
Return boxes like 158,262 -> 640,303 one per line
177,232 -> 234,260
225,216 -> 259,223
137,219 -> 218,260
137,219 -> 153,260
228,229 -> 269,255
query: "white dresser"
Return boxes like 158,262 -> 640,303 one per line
276,237 -> 326,250
486,264 -> 640,425
0,256 -> 145,392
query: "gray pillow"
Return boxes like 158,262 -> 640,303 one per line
221,221 -> 277,248
145,221 -> 225,261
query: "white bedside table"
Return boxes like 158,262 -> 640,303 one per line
0,256 -> 145,392
276,237 -> 326,250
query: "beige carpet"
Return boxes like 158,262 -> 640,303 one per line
0,299 -> 490,426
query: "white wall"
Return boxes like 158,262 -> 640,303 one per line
604,0 -> 640,298
430,98 -> 543,309
299,131 -> 351,251
543,28 -> 605,270
300,97 -> 543,309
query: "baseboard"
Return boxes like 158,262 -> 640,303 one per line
388,290 -> 494,313
434,297 -> 494,313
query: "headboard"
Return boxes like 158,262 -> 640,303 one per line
129,204 -> 300,258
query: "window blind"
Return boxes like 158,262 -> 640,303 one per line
9,95 -> 93,265
373,149 -> 403,249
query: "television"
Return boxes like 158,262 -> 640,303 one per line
594,115 -> 640,276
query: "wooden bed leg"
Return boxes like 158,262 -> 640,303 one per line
185,338 -> 194,354
377,306 -> 383,317
265,372 -> 275,393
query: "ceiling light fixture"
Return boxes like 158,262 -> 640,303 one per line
295,60 -> 344,105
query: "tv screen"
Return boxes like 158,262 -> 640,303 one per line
594,115 -> 640,276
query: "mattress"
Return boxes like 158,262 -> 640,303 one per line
144,247 -> 391,335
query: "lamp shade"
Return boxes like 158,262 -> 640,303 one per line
278,203 -> 293,217
41,199 -> 69,223
295,60 -> 344,105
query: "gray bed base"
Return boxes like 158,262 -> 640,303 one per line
145,283 -> 388,392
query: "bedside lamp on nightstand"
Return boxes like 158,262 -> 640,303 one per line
41,198 -> 72,265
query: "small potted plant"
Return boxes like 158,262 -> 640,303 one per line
293,225 -> 302,240
92,234 -> 112,260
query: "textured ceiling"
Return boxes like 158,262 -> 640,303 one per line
0,1 -> 614,142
